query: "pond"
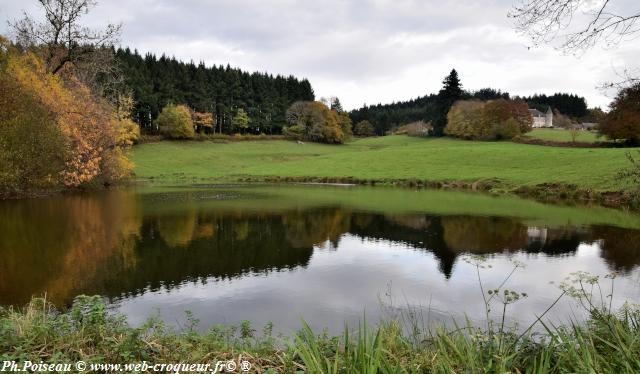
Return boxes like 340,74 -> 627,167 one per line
1,185 -> 640,335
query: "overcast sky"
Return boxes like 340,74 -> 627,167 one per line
2,0 -> 638,110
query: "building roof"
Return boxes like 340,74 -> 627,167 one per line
529,109 -> 545,117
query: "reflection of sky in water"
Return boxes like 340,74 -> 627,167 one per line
114,234 -> 640,335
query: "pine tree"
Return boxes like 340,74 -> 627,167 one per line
433,69 -> 463,136
114,48 -> 315,135
331,97 -> 344,112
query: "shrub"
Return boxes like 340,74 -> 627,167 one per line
116,118 -> 140,146
392,121 -> 432,137
156,104 -> 195,139
283,124 -> 305,140
354,120 -> 376,137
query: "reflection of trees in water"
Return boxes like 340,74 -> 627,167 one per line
591,226 -> 640,272
92,212 -> 317,300
441,217 -> 527,253
156,207 -> 197,247
281,208 -> 351,249
349,214 -> 457,277
0,190 -> 141,306
0,196 -> 349,305
2,193 -> 640,307
351,213 -> 640,276
523,226 -> 588,256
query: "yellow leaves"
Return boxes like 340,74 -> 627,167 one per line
115,118 -> 140,146
2,46 -> 132,189
156,104 -> 195,139
286,101 -> 349,144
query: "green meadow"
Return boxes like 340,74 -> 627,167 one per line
132,135 -> 635,190
525,128 -> 602,143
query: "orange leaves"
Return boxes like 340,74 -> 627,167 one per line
2,46 -> 131,189
192,111 -> 214,129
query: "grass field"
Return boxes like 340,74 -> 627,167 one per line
132,136 -> 636,191
525,128 -> 602,143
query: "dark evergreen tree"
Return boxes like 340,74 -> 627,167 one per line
471,88 -> 510,101
331,97 -> 344,112
114,48 -> 315,134
433,69 -> 463,136
522,93 -> 587,118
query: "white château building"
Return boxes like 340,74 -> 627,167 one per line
529,107 -> 553,128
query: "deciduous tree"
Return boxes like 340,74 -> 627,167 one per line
446,99 -> 532,140
284,101 -> 348,144
232,109 -> 250,133
156,104 -> 195,139
9,0 -> 121,75
600,83 -> 640,145
336,111 -> 352,141
1,37 -> 131,191
445,100 -> 485,139
192,111 -> 214,134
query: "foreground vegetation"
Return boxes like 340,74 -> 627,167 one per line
2,279 -> 639,372
132,135 -> 635,191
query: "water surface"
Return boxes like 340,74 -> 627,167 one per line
1,185 -> 639,334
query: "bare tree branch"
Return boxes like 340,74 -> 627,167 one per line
8,0 -> 121,75
509,0 -> 640,53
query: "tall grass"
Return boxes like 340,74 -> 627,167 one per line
1,271 -> 639,373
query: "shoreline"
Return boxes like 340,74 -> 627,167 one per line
228,175 -> 639,210
3,175 -> 635,212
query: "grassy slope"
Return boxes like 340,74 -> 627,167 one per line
526,128 -> 601,143
131,136 -> 635,190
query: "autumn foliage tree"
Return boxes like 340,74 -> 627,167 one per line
284,101 -> 349,144
0,37 -> 132,194
113,93 -> 140,146
444,100 -> 486,139
156,104 -> 195,139
600,83 -> 640,145
0,76 -> 66,192
445,99 -> 533,140
192,111 -> 214,134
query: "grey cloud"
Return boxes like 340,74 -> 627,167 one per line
1,0 -> 638,109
